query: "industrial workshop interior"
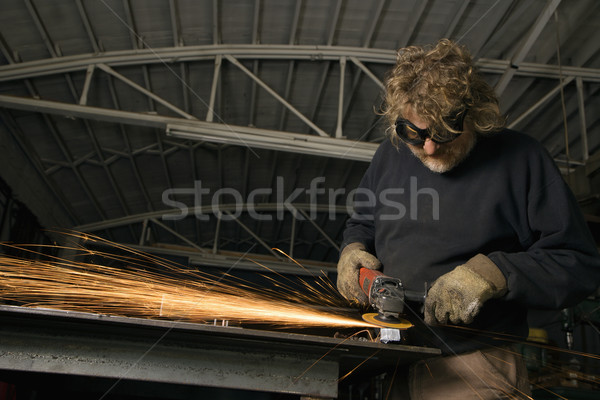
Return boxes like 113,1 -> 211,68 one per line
1,0 -> 600,399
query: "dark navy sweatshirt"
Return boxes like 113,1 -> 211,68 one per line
342,129 -> 600,353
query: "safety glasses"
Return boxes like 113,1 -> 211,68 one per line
395,111 -> 467,145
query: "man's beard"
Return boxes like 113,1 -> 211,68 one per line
407,132 -> 477,173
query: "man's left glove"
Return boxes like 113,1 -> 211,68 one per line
424,254 -> 507,325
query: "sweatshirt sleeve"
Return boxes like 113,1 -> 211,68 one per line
341,144 -> 385,253
488,152 -> 600,309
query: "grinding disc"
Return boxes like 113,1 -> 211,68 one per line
362,313 -> 413,329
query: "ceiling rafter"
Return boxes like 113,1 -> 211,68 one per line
278,0 -> 303,132
494,0 -> 562,95
97,63 -> 196,120
462,0 -> 516,57
74,203 -> 349,268
1,45 -> 598,83
123,0 -> 140,50
0,109 -> 78,225
225,54 -> 329,137
206,54 -> 222,122
75,0 -> 100,54
305,0 -> 343,136
444,0 -> 470,39
397,0 -> 428,48
24,0 -> 57,58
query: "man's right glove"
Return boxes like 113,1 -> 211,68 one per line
336,242 -> 381,305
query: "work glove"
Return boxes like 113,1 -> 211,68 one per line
336,242 -> 381,305
424,254 -> 507,325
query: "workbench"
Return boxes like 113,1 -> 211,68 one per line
0,305 -> 440,399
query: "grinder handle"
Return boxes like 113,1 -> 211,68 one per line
358,267 -> 384,298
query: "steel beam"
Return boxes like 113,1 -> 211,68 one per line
225,54 -> 329,137
576,77 -> 589,162
75,0 -> 100,53
336,57 -> 346,138
74,203 -> 349,232
1,45 -> 599,83
0,306 -> 440,398
97,63 -> 196,120
494,0 -> 562,95
507,76 -> 574,129
0,95 -> 377,160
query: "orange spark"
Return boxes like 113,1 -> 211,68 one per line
0,235 -> 374,330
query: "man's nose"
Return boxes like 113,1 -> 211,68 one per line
423,138 -> 440,155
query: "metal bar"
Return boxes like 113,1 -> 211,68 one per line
249,59 -> 259,126
73,203 -> 350,235
150,218 -> 207,253
278,0 -> 303,131
297,209 -> 340,252
362,0 -> 386,47
495,0 -> 562,95
252,0 -> 261,44
576,77 -> 589,161
180,63 -> 191,114
207,55 -> 222,122
79,64 -> 95,105
0,32 -> 14,64
225,54 -> 329,137
326,0 -> 343,45
304,0 -> 342,138
224,211 -> 285,260
189,144 -> 201,246
139,218 -> 148,246
0,110 -> 78,225
24,0 -> 57,58
398,0 -> 428,48
444,0 -> 470,38
349,57 -> 384,90
106,74 -> 155,212
166,123 -> 378,161
279,61 -> 295,130
212,0 -> 220,44
97,63 -> 196,120
289,212 -> 296,259
459,0 -> 514,57
81,119 -> 131,219
212,213 -> 221,254
169,0 -> 181,47
2,45 -> 600,82
336,57 -> 346,138
21,74 -> 107,222
0,94 -> 378,161
122,0 -> 139,49
41,114 -> 107,221
75,0 -> 100,53
507,76 -> 574,129
307,62 -> 331,135
289,0 -> 303,44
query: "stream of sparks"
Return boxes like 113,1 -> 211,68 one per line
0,233 -> 374,329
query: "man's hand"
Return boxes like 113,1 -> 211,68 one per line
337,242 -> 381,305
424,254 -> 507,325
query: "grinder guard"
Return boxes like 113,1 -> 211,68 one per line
359,268 -> 405,320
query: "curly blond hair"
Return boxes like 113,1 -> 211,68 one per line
382,39 -> 505,146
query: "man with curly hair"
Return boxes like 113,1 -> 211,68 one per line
337,39 -> 600,399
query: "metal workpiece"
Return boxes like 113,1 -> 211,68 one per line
0,305 -> 440,398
